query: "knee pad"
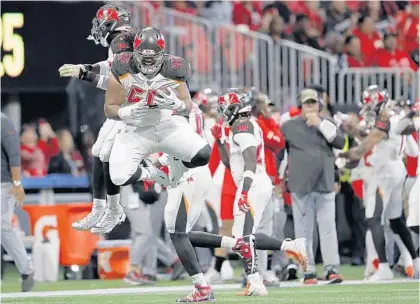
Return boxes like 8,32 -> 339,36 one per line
109,167 -> 131,186
190,145 -> 211,166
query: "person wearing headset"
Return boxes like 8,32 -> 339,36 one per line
280,88 -> 345,285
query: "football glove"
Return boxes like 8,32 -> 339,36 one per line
154,88 -> 185,111
58,64 -> 87,79
210,123 -> 222,140
237,191 -> 250,213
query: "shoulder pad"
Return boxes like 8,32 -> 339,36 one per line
111,52 -> 137,79
160,55 -> 191,82
232,119 -> 254,135
110,28 -> 136,54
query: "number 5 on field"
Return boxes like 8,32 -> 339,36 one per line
0,13 -> 24,78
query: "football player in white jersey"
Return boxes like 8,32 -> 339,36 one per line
340,85 -> 420,280
212,89 -> 308,296
58,4 -> 160,234
397,99 -> 420,274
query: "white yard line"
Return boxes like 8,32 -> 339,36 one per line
0,279 -> 416,299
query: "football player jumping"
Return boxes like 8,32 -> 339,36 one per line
58,4 -> 160,234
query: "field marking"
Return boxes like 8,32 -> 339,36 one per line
1,279 -> 417,299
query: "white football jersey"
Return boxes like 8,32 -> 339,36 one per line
228,118 -> 266,186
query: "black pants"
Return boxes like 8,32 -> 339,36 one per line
341,182 -> 366,258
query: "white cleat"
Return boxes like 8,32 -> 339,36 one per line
141,158 -> 170,187
368,263 -> 394,281
167,156 -> 188,187
281,238 -> 308,271
261,270 -> 280,287
204,268 -> 224,284
72,207 -> 105,230
91,206 -> 126,235
237,273 -> 268,296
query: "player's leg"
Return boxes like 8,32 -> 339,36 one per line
72,119 -> 117,230
385,177 -> 419,277
364,179 -> 390,280
164,176 -> 215,302
157,116 -> 210,186
408,176 -> 420,267
315,192 -> 342,283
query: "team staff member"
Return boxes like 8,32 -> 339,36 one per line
281,89 -> 345,284
1,113 -> 34,292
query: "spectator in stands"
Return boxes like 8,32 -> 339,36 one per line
20,120 -> 60,177
344,35 -> 371,67
292,14 -> 323,50
358,0 -> 400,22
325,1 -> 353,33
48,129 -> 86,176
395,0 -> 419,55
232,1 -> 263,31
263,1 -> 292,25
324,32 -> 347,71
268,15 -> 287,43
351,15 -> 383,65
171,0 -> 197,15
198,1 -> 233,25
295,1 -> 325,37
376,30 -> 418,71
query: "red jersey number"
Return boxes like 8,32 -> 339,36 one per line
127,86 -> 156,106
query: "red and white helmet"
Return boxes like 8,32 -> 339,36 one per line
88,4 -> 131,47
360,85 -> 390,126
217,88 -> 252,125
193,88 -> 219,115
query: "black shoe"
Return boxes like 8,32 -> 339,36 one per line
303,273 -> 318,285
21,273 -> 35,292
323,270 -> 343,284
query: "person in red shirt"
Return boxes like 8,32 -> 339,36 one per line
344,35 -> 372,67
232,1 -> 263,31
395,0 -> 419,54
253,93 -> 285,185
20,121 -> 60,177
376,31 -> 418,71
294,1 -> 324,37
352,14 -> 383,64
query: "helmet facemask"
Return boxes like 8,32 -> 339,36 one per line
133,49 -> 164,75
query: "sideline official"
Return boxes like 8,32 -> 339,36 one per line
1,113 -> 34,291
280,89 -> 345,284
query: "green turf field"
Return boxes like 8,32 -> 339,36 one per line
1,265 -> 419,303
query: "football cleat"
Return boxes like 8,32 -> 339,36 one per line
176,285 -> 215,302
281,238 -> 308,271
232,235 -> 258,275
72,207 -> 105,230
91,206 -> 126,235
237,273 -> 267,296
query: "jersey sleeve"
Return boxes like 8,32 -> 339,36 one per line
232,119 -> 257,152
111,52 -> 134,81
160,55 -> 192,82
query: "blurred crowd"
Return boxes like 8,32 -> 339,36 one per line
141,0 -> 419,70
19,120 -> 86,177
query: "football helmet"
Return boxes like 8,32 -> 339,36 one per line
193,88 -> 219,115
133,27 -> 165,75
88,4 -> 131,47
359,85 -> 390,127
217,88 -> 252,125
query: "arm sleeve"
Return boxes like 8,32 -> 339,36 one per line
1,116 -> 21,167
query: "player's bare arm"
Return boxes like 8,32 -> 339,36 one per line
216,141 -> 230,169
340,127 -> 387,161
173,81 -> 193,116
232,119 -> 257,193
104,74 -> 126,119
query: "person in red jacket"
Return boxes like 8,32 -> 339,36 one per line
395,0 -> 419,54
20,120 -> 60,177
376,30 -> 418,71
352,14 -> 382,65
344,35 -> 372,67
252,92 -> 285,185
232,1 -> 263,31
